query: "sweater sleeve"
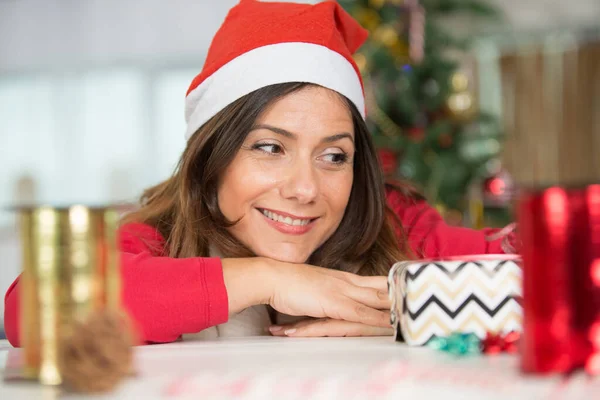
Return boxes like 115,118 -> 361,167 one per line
3,223 -> 229,347
386,189 -> 510,258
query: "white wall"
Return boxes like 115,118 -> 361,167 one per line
0,0 -> 240,72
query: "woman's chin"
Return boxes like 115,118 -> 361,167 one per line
255,247 -> 312,265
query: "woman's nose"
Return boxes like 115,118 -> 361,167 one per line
280,162 -> 319,204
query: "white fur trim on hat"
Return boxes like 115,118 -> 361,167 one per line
184,42 -> 365,140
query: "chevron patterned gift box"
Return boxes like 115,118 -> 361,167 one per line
388,255 -> 523,346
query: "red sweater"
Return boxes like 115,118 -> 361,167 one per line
3,190 -> 507,346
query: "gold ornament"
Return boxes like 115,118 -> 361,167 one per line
389,40 -> 409,60
373,25 -> 399,47
394,55 -> 411,67
450,71 -> 469,92
446,91 -> 477,122
368,0 -> 386,9
354,8 -> 381,31
354,53 -> 368,73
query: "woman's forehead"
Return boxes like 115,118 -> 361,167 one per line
255,86 -> 354,136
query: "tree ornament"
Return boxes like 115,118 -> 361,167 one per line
482,169 -> 515,208
378,148 -> 398,176
450,71 -> 470,92
446,91 -> 477,122
407,127 -> 425,142
390,41 -> 410,60
354,8 -> 381,31
446,70 -> 477,121
368,0 -> 386,9
373,25 -> 400,47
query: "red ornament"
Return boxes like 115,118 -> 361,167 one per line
482,170 -> 514,207
519,185 -> 600,375
377,149 -> 398,176
407,127 -> 425,142
486,177 -> 506,196
481,331 -> 521,355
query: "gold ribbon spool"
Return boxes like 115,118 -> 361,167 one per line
18,206 -> 121,386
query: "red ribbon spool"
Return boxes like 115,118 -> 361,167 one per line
519,185 -> 600,374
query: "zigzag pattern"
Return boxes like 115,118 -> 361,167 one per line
405,260 -> 518,280
393,258 -> 523,346
405,268 -> 522,310
405,300 -> 522,332
404,294 -> 521,320
406,262 -> 521,288
401,310 -> 522,345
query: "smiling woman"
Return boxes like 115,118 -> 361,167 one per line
3,0 -> 513,345
219,84 -> 393,270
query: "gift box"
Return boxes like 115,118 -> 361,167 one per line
388,255 -> 523,346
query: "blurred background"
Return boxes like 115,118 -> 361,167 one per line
1,0 -> 599,337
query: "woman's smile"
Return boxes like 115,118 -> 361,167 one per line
256,207 -> 319,235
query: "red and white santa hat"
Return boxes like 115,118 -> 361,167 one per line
184,0 -> 369,140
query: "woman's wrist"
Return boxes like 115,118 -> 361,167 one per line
221,257 -> 275,314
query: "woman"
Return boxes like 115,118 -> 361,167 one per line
3,0 -> 511,345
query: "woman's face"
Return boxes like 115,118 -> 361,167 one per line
217,86 -> 355,263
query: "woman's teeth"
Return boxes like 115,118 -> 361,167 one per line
261,209 -> 311,226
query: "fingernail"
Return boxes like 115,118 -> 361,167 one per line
284,329 -> 296,336
269,326 -> 282,332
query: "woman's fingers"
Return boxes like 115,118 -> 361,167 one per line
346,285 -> 391,311
323,269 -> 389,292
269,318 -> 322,336
269,318 -> 394,337
335,300 -> 391,328
348,275 -> 389,292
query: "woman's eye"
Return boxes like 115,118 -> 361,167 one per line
253,143 -> 283,155
322,152 -> 349,164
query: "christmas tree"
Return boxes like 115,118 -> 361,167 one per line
339,0 -> 512,227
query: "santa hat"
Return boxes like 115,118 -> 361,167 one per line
184,0 -> 368,140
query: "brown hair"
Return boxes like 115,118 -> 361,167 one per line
122,83 -> 414,276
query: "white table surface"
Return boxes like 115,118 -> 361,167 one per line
1,337 -> 599,399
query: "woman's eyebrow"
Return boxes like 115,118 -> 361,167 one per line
251,124 -> 354,144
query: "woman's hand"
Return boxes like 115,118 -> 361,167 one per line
260,258 -> 391,328
268,317 -> 394,337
